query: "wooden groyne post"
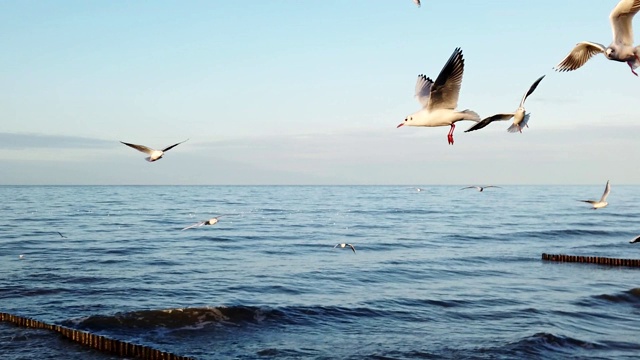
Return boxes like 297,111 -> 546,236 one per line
542,253 -> 640,267
0,312 -> 195,360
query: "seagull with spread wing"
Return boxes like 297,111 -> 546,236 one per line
120,139 -> 188,162
413,0 -> 421,7
334,243 -> 356,254
555,0 -> 640,75
397,47 -> 480,145
181,215 -> 226,231
579,180 -> 611,209
465,75 -> 545,134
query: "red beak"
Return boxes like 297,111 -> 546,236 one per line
396,123 -> 404,128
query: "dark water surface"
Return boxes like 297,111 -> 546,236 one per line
1,185 -> 640,359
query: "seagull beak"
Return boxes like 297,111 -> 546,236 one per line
396,123 -> 405,128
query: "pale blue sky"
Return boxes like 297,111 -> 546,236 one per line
1,1 -> 638,185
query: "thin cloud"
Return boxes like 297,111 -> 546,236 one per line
0,133 -> 115,150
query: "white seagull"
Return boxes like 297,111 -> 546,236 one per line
19,255 -> 24,260
630,235 -> 640,243
397,47 -> 480,145
555,0 -> 640,76
461,185 -> 501,192
334,243 -> 356,253
181,216 -> 225,231
579,180 -> 611,209
413,0 -> 421,7
465,75 -> 545,134
120,139 -> 188,162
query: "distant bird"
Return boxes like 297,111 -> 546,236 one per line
465,75 -> 545,134
57,231 -> 66,238
181,216 -> 225,231
413,0 -> 421,7
120,139 -> 188,162
555,0 -> 640,76
579,180 -> 611,209
397,48 -> 480,145
630,235 -> 640,243
334,243 -> 356,253
416,187 -> 424,192
19,255 -> 24,260
461,186 -> 501,192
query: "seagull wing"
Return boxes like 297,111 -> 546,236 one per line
348,244 -> 356,253
610,0 -> 640,46
600,180 -> 611,202
120,141 -> 155,155
427,47 -> 464,111
465,113 -> 515,132
555,42 -> 606,72
181,221 -> 206,231
630,235 -> 640,243
415,75 -> 434,108
162,139 -> 189,152
519,75 -> 545,107
579,200 -> 597,205
413,0 -> 421,7
460,186 -> 478,190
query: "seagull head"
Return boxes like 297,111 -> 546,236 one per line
605,47 -> 615,59
398,113 -> 418,128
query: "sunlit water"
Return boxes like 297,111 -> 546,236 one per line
2,185 -> 640,359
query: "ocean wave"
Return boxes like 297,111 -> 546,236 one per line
64,306 -> 274,331
589,288 -> 640,305
62,305 -> 388,333
507,229 -> 613,240
497,332 -> 602,358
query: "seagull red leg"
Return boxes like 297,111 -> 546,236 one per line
628,60 -> 638,76
447,124 -> 455,145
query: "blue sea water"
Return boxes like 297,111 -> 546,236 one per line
1,185 -> 640,359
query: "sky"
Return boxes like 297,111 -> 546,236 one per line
1,0 -> 639,185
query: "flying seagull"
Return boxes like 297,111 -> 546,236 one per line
579,180 -> 611,209
120,139 -> 188,162
555,0 -> 640,75
461,186 -> 501,192
397,48 -> 480,145
181,216 -> 225,231
465,75 -> 545,134
630,235 -> 640,243
413,0 -> 421,7
334,243 -> 356,253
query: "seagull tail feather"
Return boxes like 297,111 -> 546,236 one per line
460,109 -> 480,122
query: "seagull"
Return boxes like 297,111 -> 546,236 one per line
334,243 -> 356,253
120,139 -> 188,162
413,0 -> 421,7
57,231 -> 66,238
19,255 -> 24,260
579,180 -> 611,209
630,235 -> 640,243
465,75 -> 545,134
397,47 -> 480,145
181,216 -> 225,231
461,186 -> 501,192
555,0 -> 640,76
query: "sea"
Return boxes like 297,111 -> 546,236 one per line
1,185 -> 640,360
